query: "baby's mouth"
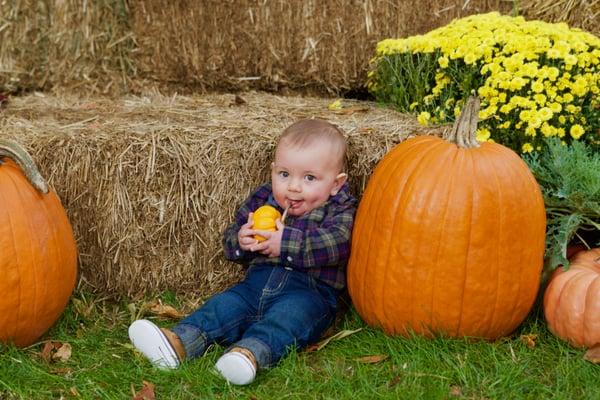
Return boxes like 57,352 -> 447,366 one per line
287,199 -> 302,209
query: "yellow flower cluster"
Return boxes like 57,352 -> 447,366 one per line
369,12 -> 600,153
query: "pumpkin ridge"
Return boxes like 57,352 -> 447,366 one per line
455,149 -> 475,337
465,147 -> 502,338
0,167 -> 25,342
506,147 -> 544,335
583,273 -> 600,346
32,187 -> 68,345
352,136 -> 439,327
486,145 -> 520,337
371,139 -> 438,331
390,139 -> 452,334
425,144 -> 461,335
5,167 -> 44,344
555,271 -> 586,345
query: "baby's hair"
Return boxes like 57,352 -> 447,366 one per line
277,119 -> 347,171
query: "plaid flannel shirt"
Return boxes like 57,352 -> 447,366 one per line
223,182 -> 357,290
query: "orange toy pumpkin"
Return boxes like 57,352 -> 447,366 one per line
0,140 -> 78,347
253,205 -> 281,242
543,248 -> 600,348
347,97 -> 546,340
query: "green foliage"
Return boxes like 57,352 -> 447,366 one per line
524,138 -> 600,270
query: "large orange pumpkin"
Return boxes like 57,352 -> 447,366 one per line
0,140 -> 78,347
543,248 -> 600,348
347,97 -> 546,340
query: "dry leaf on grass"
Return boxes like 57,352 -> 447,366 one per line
449,385 -> 463,396
148,301 -> 185,320
583,345 -> 600,364
133,381 -> 155,400
40,341 -> 72,363
520,333 -> 538,348
354,355 -> 389,364
305,328 -> 363,352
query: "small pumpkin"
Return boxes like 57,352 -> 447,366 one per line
543,248 -> 600,348
252,205 -> 281,242
347,97 -> 546,340
0,140 -> 78,347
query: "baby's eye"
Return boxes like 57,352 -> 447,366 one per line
304,175 -> 316,182
279,171 -> 289,178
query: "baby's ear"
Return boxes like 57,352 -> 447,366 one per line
330,173 -> 348,196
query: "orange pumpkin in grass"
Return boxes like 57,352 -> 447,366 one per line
0,140 -> 78,347
347,97 -> 546,340
544,248 -> 600,348
253,205 -> 281,242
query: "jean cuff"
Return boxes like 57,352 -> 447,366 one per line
230,337 -> 273,369
171,323 -> 209,360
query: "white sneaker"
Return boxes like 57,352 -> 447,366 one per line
215,351 -> 257,385
128,319 -> 180,369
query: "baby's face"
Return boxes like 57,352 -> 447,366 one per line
271,140 -> 346,217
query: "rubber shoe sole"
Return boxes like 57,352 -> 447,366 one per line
215,351 -> 257,385
128,319 -> 180,370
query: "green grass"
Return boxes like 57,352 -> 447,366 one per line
1,293 -> 598,400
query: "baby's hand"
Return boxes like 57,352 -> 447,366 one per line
251,218 -> 284,258
238,213 -> 259,251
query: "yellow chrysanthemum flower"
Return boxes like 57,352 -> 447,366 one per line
522,143 -> 534,153
569,124 -> 585,139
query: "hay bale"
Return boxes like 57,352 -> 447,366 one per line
0,0 -> 135,94
521,0 -> 600,36
0,91 -> 442,298
1,0 -> 513,95
130,0 -> 513,93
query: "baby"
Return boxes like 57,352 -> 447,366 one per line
129,118 -> 357,385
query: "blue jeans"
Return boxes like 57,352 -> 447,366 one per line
171,265 -> 339,368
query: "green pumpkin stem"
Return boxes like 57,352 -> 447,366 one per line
0,139 -> 49,194
444,96 -> 481,149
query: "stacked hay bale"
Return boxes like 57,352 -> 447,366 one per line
0,92 -> 442,297
2,0 -> 517,95
0,0 -> 134,94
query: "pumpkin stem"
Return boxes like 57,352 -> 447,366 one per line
0,139 -> 49,194
444,96 -> 481,148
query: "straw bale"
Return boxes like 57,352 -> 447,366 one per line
1,0 -> 513,95
521,0 -> 600,36
130,0 -> 513,94
0,0 -> 135,94
0,91 -> 442,298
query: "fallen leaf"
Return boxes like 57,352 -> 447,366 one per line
354,354 -> 389,364
583,345 -> 600,364
53,343 -> 72,362
520,333 -> 538,348
51,367 -> 73,376
149,302 -> 185,320
305,328 -> 363,352
327,99 -> 343,110
449,385 -> 463,396
133,381 -> 155,400
388,375 -> 402,387
40,341 -> 62,363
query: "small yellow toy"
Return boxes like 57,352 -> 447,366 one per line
252,205 -> 281,242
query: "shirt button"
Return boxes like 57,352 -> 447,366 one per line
287,256 -> 293,262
